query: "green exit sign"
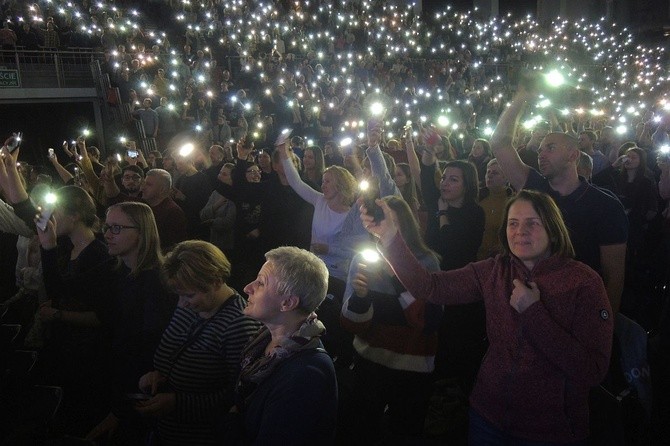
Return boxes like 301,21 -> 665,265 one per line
0,69 -> 20,87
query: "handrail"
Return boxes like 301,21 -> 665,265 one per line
0,48 -> 105,89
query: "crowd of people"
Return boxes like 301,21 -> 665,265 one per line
1,0 -> 670,445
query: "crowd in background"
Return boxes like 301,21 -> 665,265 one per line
1,0 -> 670,444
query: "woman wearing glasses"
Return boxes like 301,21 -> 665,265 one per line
211,142 -> 265,291
87,202 -> 177,443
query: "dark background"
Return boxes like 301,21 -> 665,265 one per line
0,102 -> 98,166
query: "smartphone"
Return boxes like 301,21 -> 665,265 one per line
74,166 -> 82,181
48,148 -> 55,159
127,149 -> 139,158
363,197 -> 385,223
36,202 -> 56,232
125,393 -> 152,401
275,128 -> 293,146
6,132 -> 22,153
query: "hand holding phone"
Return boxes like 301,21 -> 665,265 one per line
275,129 -> 293,146
125,393 -> 152,402
367,119 -> 382,147
35,204 -> 55,232
363,197 -> 385,223
4,132 -> 22,153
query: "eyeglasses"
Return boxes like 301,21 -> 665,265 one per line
246,169 -> 261,174
102,223 -> 139,235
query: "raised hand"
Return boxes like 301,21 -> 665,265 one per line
359,198 -> 398,246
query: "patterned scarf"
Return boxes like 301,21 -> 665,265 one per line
235,313 -> 325,408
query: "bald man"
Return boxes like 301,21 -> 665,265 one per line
490,87 -> 628,313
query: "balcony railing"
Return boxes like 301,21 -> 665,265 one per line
0,48 -> 104,89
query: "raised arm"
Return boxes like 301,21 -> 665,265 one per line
0,146 -> 30,204
100,165 -> 121,202
403,127 -> 422,191
0,198 -> 33,237
360,199 -> 483,306
652,120 -> 670,150
366,127 -> 400,198
489,89 -> 533,191
48,150 -> 74,184
77,140 -> 100,193
637,121 -> 653,148
277,142 -> 323,205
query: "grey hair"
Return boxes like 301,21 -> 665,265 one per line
265,246 -> 329,314
146,168 -> 172,190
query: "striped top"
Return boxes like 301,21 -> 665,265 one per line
153,294 -> 260,446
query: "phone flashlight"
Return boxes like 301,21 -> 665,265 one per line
179,143 -> 195,157
360,248 -> 381,263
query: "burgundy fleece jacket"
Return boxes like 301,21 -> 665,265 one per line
381,232 -> 613,442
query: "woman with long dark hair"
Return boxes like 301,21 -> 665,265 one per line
467,138 -> 493,188
595,146 -> 658,273
419,145 -> 487,398
302,145 -> 325,191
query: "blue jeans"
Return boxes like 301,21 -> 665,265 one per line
468,409 -> 587,446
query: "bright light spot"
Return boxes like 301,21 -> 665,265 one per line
437,116 -> 450,127
179,143 -> 195,157
545,70 -> 565,87
369,102 -> 384,116
360,248 -> 381,263
44,193 -> 57,204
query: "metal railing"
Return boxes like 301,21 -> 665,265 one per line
0,48 -> 104,89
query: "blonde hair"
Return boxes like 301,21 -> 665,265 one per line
323,165 -> 357,206
107,202 -> 162,276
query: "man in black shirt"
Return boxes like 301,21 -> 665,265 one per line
490,85 -> 628,313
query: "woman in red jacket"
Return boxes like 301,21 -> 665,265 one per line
361,190 -> 613,445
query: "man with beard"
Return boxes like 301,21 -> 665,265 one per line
119,165 -> 144,199
102,167 -> 187,251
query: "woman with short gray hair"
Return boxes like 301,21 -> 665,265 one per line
228,246 -> 338,444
